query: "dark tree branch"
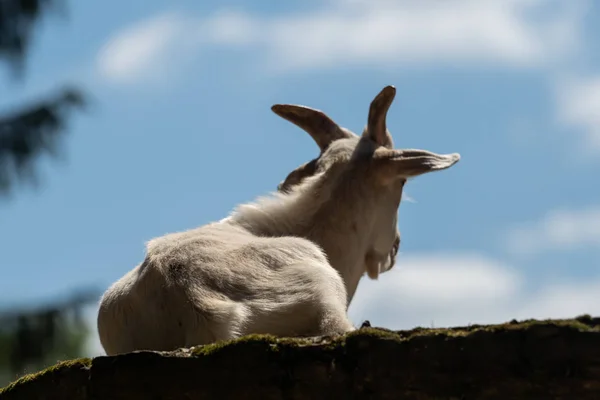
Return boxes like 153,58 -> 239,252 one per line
0,0 -> 66,74
0,0 -> 92,385
0,87 -> 85,195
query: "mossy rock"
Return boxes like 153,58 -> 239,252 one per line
2,317 -> 600,399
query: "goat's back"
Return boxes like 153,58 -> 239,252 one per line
97,221 -> 342,354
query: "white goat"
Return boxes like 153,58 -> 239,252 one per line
97,85 -> 460,355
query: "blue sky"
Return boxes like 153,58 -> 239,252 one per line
1,0 -> 600,355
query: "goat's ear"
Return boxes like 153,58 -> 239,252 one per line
277,159 -> 318,194
374,148 -> 460,182
366,85 -> 396,147
271,104 -> 355,152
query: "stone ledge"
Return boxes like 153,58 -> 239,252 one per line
1,316 -> 600,399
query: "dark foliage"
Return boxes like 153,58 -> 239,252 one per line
0,0 -> 65,71
0,0 -> 86,197
0,288 -> 100,385
0,87 -> 85,194
0,0 -> 94,387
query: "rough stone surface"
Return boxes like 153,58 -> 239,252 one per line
2,316 -> 600,399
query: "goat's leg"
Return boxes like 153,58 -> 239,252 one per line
239,297 -> 355,340
314,299 -> 356,336
183,298 -> 251,347
238,260 -> 355,338
297,260 -> 356,336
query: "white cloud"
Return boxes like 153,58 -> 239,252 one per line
252,0 -> 579,72
82,252 -> 598,356
348,252 -> 600,329
96,13 -> 192,84
354,254 -> 522,307
199,9 -> 261,46
92,1 -> 597,156
95,0 -> 585,82
504,206 -> 600,256
520,280 -> 600,319
555,76 -> 600,153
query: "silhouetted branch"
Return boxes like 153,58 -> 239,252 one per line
0,87 -> 85,195
0,0 -> 66,73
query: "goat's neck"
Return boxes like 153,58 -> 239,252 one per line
231,179 -> 378,306
308,207 -> 375,305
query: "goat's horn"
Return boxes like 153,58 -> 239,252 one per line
271,104 -> 355,152
367,85 -> 396,146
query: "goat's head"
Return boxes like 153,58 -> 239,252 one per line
272,85 -> 460,280
277,156 -> 401,279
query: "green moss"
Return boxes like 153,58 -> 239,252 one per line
418,319 -> 600,336
191,333 -> 315,357
347,327 -> 399,340
0,358 -> 92,395
491,318 -> 596,332
575,314 -> 593,323
375,317 -> 599,342
188,317 -> 599,359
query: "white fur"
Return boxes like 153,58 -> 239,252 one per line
98,173 -> 358,355
97,86 -> 460,355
